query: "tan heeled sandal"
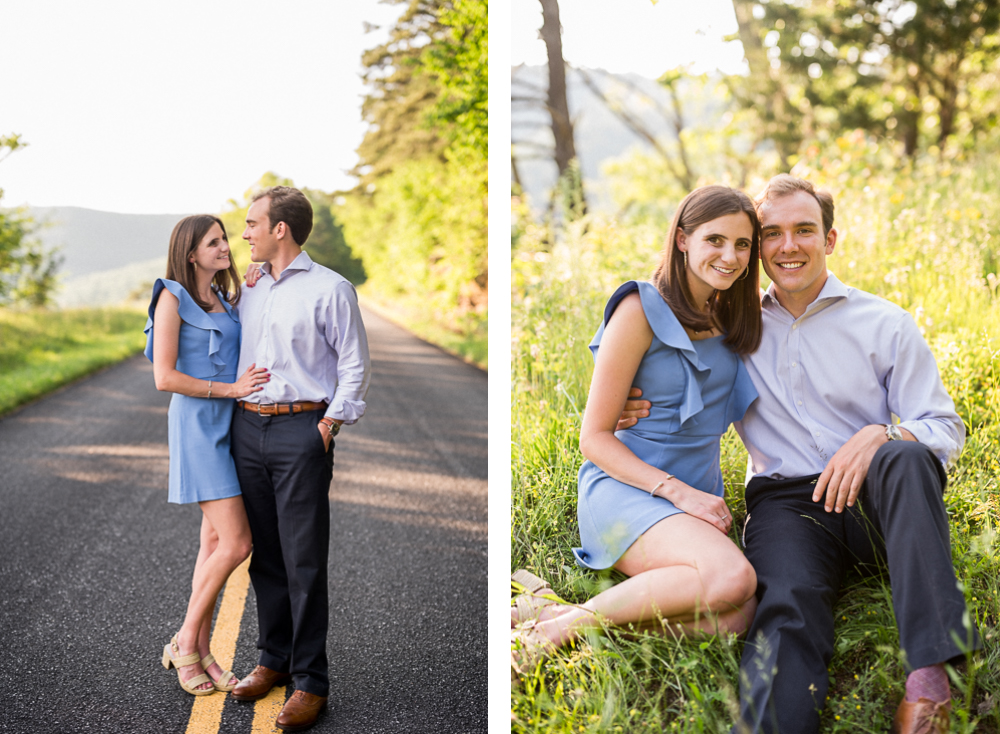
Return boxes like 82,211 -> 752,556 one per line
161,635 -> 214,696
201,653 -> 238,692
511,569 -> 562,625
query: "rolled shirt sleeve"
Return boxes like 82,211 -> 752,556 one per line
888,312 -> 964,467
323,282 -> 371,424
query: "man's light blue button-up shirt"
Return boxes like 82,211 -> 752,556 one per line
734,273 -> 964,480
236,251 -> 371,424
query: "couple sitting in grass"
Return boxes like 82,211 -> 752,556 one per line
511,175 -> 978,734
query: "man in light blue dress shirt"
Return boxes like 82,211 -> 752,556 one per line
623,175 -> 977,734
228,186 -> 371,732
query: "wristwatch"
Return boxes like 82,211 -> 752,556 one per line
320,417 -> 341,436
884,424 -> 902,441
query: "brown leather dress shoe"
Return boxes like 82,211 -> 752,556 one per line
893,697 -> 951,734
276,690 -> 328,732
230,665 -> 292,701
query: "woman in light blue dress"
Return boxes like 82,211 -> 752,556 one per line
513,186 -> 763,669
145,215 -> 269,696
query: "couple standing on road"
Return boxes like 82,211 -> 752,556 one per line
144,185 -> 371,732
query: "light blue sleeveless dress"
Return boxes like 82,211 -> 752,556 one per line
144,279 -> 242,505
574,281 -> 758,569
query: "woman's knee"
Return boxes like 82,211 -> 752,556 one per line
705,556 -> 757,610
229,531 -> 253,564
213,529 -> 252,567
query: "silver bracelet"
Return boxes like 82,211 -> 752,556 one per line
649,474 -> 674,498
207,380 -> 213,399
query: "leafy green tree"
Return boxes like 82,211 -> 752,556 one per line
421,0 -> 487,166
0,134 -> 61,307
355,0 -> 450,185
301,190 -> 366,286
733,0 -> 1000,156
729,0 -> 805,169
345,0 -> 487,351
337,156 -> 486,327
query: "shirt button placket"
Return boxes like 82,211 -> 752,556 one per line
264,288 -> 275,365
791,319 -> 817,449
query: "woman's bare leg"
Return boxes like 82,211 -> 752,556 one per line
527,515 -> 756,650
192,516 -> 239,687
173,496 -> 252,690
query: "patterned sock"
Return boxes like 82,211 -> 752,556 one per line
905,664 -> 950,703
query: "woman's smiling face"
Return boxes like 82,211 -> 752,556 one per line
677,211 -> 754,305
189,222 -> 231,274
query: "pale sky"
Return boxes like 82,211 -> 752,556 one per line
510,0 -> 745,78
0,0 -> 404,214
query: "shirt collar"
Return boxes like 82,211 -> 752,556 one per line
260,250 -> 314,277
762,271 -> 849,314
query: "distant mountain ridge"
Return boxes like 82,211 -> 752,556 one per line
28,206 -> 188,279
21,206 -> 190,307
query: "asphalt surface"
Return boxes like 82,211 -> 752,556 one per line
0,307 -> 487,733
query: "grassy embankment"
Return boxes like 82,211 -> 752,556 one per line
511,138 -> 1000,732
356,289 -> 488,370
0,307 -> 147,416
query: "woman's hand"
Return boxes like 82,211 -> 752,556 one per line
228,363 -> 269,398
662,480 -> 733,535
244,263 -> 262,287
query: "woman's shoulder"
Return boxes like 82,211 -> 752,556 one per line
604,290 -> 650,333
148,279 -> 221,329
606,281 -> 685,334
150,278 -> 192,306
604,280 -> 657,319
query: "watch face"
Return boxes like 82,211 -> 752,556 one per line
887,425 -> 902,441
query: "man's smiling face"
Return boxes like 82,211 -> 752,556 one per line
758,190 -> 837,315
243,197 -> 279,264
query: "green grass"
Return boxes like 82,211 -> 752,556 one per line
511,136 -> 1000,732
0,307 -> 148,416
358,289 -> 487,370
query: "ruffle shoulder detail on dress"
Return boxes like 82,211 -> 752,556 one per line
143,278 -> 235,373
588,280 -> 712,427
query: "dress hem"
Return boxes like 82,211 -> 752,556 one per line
168,485 -> 242,505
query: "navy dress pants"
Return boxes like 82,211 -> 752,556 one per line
231,408 -> 335,698
733,441 -> 979,734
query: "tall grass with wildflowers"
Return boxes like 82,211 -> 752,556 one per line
511,135 -> 1000,732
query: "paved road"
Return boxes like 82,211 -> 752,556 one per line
0,307 -> 487,734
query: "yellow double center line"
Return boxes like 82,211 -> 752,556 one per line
184,557 -> 286,734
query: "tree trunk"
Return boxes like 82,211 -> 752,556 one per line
538,0 -> 586,214
936,68 -> 960,147
731,0 -> 769,78
730,0 -> 799,169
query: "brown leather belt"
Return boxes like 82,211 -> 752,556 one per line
236,400 -> 329,416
